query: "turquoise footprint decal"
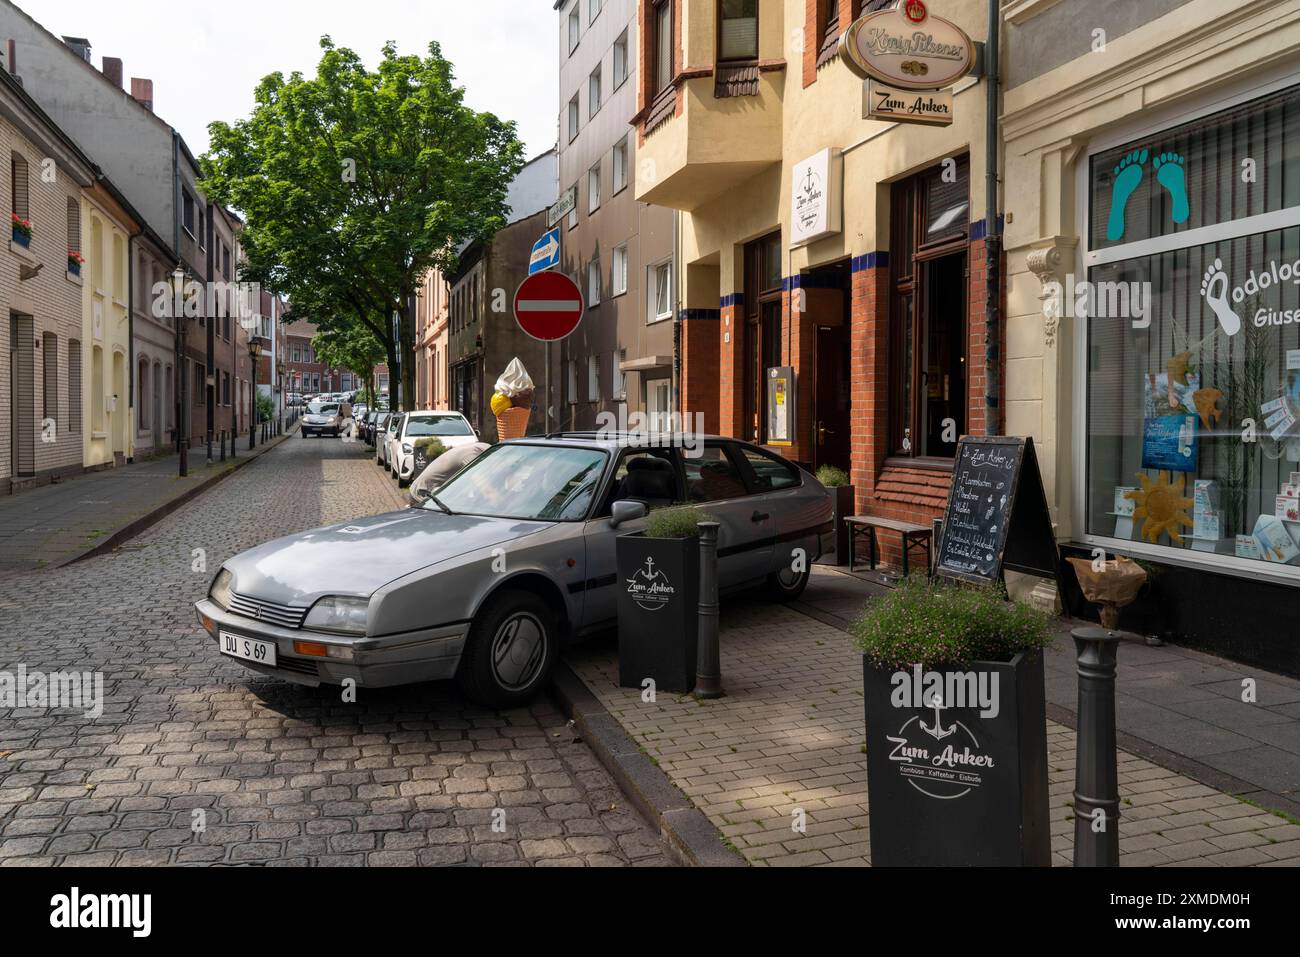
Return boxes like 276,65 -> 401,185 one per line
1106,149 -> 1147,241
1153,152 -> 1190,225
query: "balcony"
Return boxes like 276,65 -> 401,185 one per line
635,65 -> 783,212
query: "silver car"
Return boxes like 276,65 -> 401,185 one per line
195,434 -> 833,707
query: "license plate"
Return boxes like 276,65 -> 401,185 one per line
220,631 -> 277,667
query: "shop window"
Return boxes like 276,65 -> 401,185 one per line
742,231 -> 783,444
1084,84 -> 1300,575
889,156 -> 970,459
719,0 -> 758,61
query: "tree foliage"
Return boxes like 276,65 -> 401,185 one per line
201,37 -> 525,409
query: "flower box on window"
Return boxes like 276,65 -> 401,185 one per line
68,249 -> 84,276
11,214 -> 32,247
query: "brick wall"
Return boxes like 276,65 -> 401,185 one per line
718,295 -> 744,438
679,312 -> 719,433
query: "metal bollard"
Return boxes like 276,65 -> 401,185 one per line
695,521 -> 723,699
1072,626 -> 1122,867
220,430 -> 227,462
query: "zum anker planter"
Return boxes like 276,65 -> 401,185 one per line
862,650 -> 1050,866
616,532 -> 699,694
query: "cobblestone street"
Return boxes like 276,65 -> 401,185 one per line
0,436 -> 671,867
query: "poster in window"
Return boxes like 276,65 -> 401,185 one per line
766,366 -> 794,447
1141,414 -> 1198,473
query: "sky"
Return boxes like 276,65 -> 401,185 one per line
15,0 -> 560,159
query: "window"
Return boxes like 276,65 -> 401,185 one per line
650,262 -> 672,322
613,136 -> 629,194
42,333 -> 58,421
589,65 -> 602,118
568,94 -> 580,143
182,191 -> 196,237
10,152 -> 28,223
742,232 -> 783,443
587,354 -> 600,401
222,244 -> 231,280
198,209 -> 206,249
589,0 -> 602,24
588,254 -> 601,306
567,360 -> 578,403
194,361 -> 205,406
568,5 -> 581,53
720,0 -> 759,61
588,162 -> 601,212
137,358 -> 150,430
568,182 -> 579,230
1084,84 -> 1300,576
66,198 -> 81,260
613,243 -> 629,296
69,340 -> 82,434
889,156 -> 969,459
613,31 -> 629,89
653,0 -> 673,92
684,445 -> 748,501
612,351 -> 626,399
735,445 -> 800,491
222,372 -> 230,406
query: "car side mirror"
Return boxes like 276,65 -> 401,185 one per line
610,500 -> 647,529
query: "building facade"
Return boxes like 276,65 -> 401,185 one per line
0,67 -> 95,493
557,0 -> 677,431
1003,0 -> 1300,674
414,266 -> 449,410
637,0 -> 997,549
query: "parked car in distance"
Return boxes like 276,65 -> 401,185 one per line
195,434 -> 833,707
301,400 -> 350,438
387,411 -> 478,487
376,413 -> 402,468
360,411 -> 379,445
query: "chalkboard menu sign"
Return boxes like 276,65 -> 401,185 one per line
935,436 -> 1061,587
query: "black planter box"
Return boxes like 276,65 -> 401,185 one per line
616,534 -> 699,694
863,651 -> 1050,866
831,485 -> 855,566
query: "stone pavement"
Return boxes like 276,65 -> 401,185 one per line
564,567 -> 1300,867
0,435 -> 671,867
0,433 -> 285,580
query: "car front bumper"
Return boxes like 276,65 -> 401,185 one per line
194,598 -> 469,687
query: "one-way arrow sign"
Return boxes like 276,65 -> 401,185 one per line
528,227 -> 562,275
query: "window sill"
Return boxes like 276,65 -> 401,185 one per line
8,240 -> 37,265
649,314 -> 673,325
66,270 -> 83,286
883,455 -> 954,471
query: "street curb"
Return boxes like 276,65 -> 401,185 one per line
786,591 -> 1300,824
67,432 -> 291,568
549,662 -> 748,867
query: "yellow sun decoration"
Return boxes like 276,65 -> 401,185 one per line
1126,471 -> 1194,545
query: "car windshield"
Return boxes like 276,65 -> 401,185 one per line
405,414 -> 473,438
427,444 -> 607,521
308,402 -> 339,415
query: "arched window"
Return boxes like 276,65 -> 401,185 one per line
138,357 -> 150,430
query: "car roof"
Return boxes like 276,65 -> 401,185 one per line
501,432 -> 736,450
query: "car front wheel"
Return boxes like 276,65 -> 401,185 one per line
766,561 -> 810,603
456,589 -> 557,708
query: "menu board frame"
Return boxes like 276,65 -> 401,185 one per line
935,435 -> 1063,589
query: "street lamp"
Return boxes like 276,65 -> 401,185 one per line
248,336 -> 264,450
172,267 -> 190,477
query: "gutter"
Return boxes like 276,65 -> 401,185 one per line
984,1 -> 1002,435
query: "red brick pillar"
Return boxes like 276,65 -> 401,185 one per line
680,312 -> 720,435
849,254 -> 890,515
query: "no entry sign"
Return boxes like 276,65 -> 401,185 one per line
513,272 -> 584,342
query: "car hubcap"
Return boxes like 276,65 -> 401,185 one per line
490,612 -> 547,691
776,565 -> 804,590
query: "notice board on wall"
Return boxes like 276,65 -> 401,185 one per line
934,436 -> 1061,587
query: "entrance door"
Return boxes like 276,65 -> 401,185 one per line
645,378 -> 671,432
10,315 -> 34,476
814,323 -> 851,471
152,362 -> 163,449
917,252 -> 967,458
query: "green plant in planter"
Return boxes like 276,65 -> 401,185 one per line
412,436 -> 447,459
850,577 -> 1053,670
816,465 -> 850,488
643,505 -> 718,539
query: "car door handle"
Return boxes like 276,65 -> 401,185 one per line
751,510 -> 770,523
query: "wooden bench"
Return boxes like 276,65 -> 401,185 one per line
845,516 -> 933,578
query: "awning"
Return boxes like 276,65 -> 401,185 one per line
619,355 -> 673,373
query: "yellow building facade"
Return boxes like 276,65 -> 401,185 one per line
75,182 -> 136,469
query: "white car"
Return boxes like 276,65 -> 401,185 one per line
387,411 -> 478,486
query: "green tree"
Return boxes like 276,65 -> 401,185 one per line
310,321 -> 386,404
202,37 -> 524,410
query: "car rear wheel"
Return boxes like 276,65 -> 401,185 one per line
456,590 -> 557,708
766,561 -> 810,603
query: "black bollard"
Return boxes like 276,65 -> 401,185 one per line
1072,626 -> 1122,867
220,430 -> 226,462
695,521 -> 723,699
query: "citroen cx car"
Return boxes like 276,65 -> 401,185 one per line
196,434 -> 833,707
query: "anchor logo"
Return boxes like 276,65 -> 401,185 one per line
919,692 -> 956,741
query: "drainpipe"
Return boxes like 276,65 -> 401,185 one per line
672,208 -> 681,418
983,0 -> 1002,436
127,231 -> 135,462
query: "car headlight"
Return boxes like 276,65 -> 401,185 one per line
303,596 -> 370,635
209,568 -> 234,611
